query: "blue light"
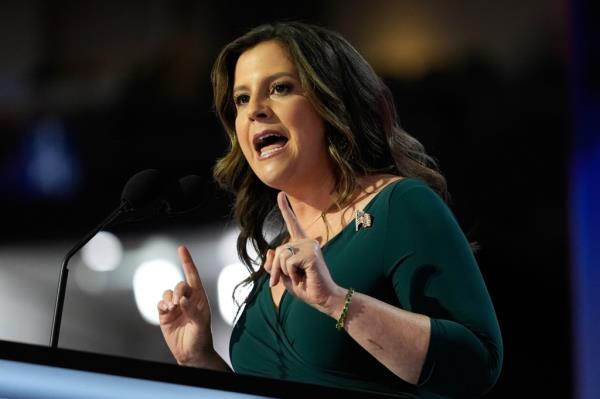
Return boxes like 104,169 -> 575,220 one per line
24,117 -> 82,198
0,359 -> 270,399
570,118 -> 600,399
569,1 -> 600,397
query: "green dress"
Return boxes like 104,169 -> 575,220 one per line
229,178 -> 503,398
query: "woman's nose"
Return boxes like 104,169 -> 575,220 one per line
248,97 -> 272,120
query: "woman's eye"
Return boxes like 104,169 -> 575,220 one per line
234,94 -> 249,106
271,82 -> 291,95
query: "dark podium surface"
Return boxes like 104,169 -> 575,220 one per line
0,340 -> 401,398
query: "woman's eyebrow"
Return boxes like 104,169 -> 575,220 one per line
233,72 -> 298,94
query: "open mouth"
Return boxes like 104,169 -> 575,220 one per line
253,132 -> 289,158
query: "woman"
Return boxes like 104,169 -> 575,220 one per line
158,22 -> 503,398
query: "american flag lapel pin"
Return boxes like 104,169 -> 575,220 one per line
355,210 -> 373,231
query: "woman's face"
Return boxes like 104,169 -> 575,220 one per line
233,40 -> 331,191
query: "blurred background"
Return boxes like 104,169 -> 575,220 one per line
1,0 -> 597,398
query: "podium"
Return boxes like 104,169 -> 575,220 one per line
0,340 -> 399,398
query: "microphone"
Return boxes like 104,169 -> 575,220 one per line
121,169 -> 166,209
164,174 -> 204,214
50,169 -> 166,348
114,174 -> 204,224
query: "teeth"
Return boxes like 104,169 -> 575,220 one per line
259,145 -> 285,158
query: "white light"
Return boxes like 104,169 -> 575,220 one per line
217,263 -> 252,326
217,227 -> 260,267
217,229 -> 240,265
132,259 -> 183,325
81,231 -> 123,272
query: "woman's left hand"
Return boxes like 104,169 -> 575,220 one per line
264,192 -> 346,313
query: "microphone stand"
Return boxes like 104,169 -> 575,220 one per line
49,201 -> 131,348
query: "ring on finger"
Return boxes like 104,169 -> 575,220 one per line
285,244 -> 296,256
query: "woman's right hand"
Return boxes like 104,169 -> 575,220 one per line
158,245 -> 214,367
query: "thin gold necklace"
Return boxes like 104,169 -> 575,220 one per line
314,180 -> 387,242
300,201 -> 342,243
303,211 -> 326,231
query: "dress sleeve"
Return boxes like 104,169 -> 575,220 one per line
383,183 -> 503,397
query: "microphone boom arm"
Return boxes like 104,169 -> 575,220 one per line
49,201 -> 131,348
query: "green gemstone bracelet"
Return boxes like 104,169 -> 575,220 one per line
335,288 -> 355,331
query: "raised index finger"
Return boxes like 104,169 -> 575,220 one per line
178,245 -> 203,289
277,191 -> 307,239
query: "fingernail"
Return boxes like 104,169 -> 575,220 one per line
269,276 -> 274,287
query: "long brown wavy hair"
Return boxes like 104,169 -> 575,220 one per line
211,22 -> 447,305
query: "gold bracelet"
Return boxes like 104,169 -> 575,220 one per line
335,288 -> 355,331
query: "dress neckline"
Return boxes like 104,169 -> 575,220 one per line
319,176 -> 410,251
268,177 -> 416,318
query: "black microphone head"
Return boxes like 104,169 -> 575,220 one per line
121,169 -> 166,209
166,174 -> 204,213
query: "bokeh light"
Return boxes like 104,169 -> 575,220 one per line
217,263 -> 251,326
132,259 -> 183,325
81,231 -> 123,272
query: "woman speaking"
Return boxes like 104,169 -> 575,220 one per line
157,22 -> 503,398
